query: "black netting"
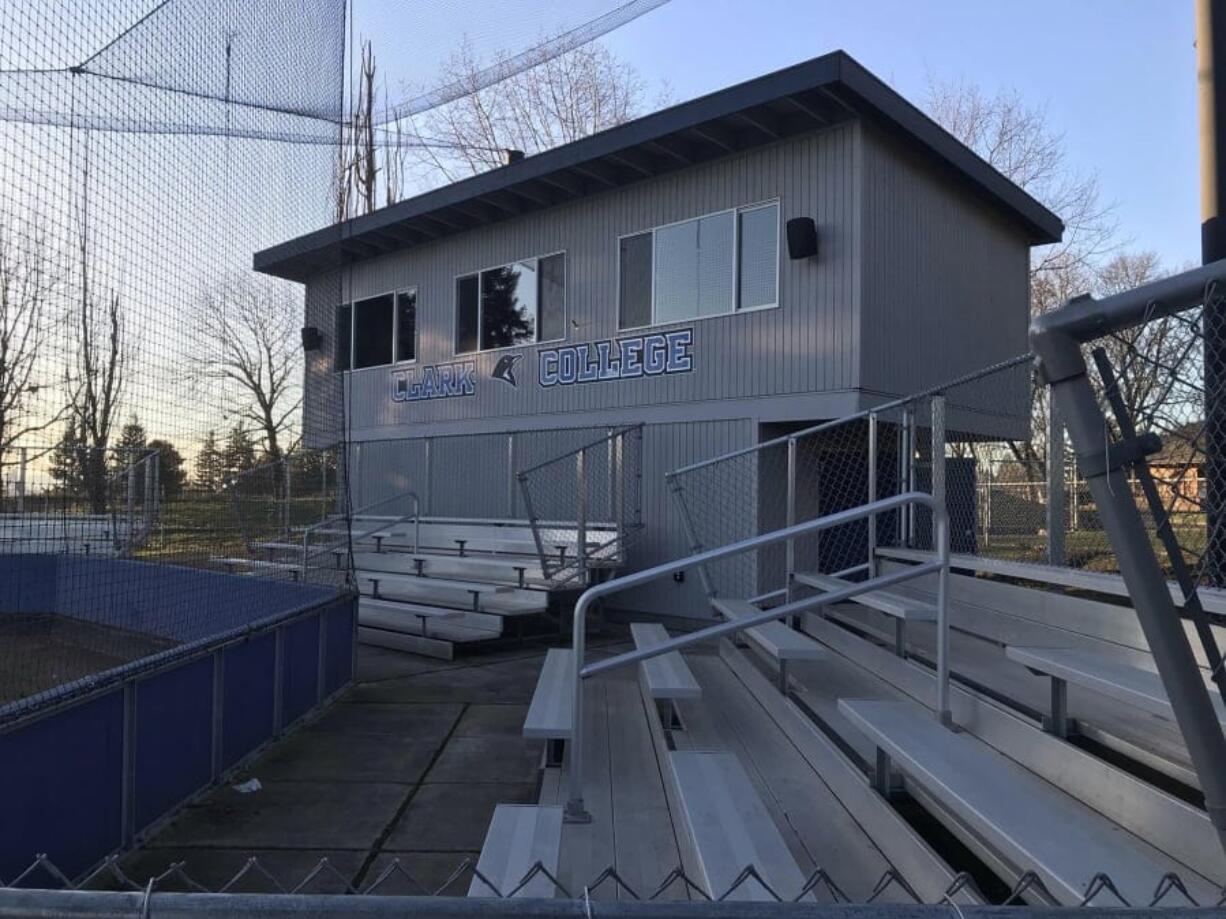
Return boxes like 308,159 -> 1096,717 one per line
0,0 -> 664,716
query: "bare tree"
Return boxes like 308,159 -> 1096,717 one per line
71,286 -> 125,514
191,273 -> 302,465
926,79 -> 1118,471
407,38 -> 655,184
0,215 -> 62,459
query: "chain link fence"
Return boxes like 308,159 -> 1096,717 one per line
518,424 -> 644,585
4,852 -> 1221,908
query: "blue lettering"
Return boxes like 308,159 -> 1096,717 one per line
439,364 -> 454,396
539,350 -> 559,387
620,339 -> 643,377
391,372 -> 406,402
596,341 -> 620,380
643,334 -> 667,374
456,362 -> 476,395
576,344 -> 599,382
558,349 -> 577,384
665,329 -> 693,373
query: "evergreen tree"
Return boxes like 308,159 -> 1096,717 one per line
146,439 -> 186,501
48,419 -> 87,496
113,415 -> 150,496
222,425 -> 257,481
195,429 -> 225,492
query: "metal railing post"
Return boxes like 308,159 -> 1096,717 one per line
667,475 -> 716,598
907,407 -> 918,547
1046,397 -> 1067,566
867,413 -> 878,577
577,448 -> 588,585
283,458 -> 293,536
17,446 -> 27,515
506,433 -> 516,518
786,436 -> 797,605
423,438 -> 433,516
935,507 -> 952,727
897,409 -> 910,547
931,394 -> 946,551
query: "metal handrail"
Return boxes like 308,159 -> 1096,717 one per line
666,353 -> 1031,479
564,490 -> 951,822
302,488 -> 422,574
515,423 -> 644,478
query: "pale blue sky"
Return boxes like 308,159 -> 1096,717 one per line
599,0 -> 1197,267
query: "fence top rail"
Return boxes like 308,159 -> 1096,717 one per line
516,423 -> 644,479
1032,260 -> 1226,344
665,353 -> 1032,479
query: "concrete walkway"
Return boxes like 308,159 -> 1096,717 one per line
121,639 -> 591,894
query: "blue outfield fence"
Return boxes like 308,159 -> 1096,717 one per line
0,555 -> 357,881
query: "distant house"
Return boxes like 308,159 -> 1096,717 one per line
1148,421 -> 1205,514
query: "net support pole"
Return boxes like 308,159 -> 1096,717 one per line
1046,396 -> 1066,566
1032,296 -> 1226,859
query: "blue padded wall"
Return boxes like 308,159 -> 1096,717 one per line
0,690 -> 124,880
323,599 -> 354,696
221,632 -> 276,770
133,657 -> 214,832
281,615 -> 320,726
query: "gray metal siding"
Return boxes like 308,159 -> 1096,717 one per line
303,122 -> 862,443
857,123 -> 1032,399
347,418 -> 752,619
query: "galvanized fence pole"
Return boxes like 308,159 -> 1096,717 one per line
1031,261 -> 1226,856
785,436 -> 797,608
867,412 -> 878,576
931,395 -> 945,549
576,448 -> 587,585
283,457 -> 293,535
506,433 -> 516,518
126,451 -> 136,552
17,446 -> 27,515
1046,397 -> 1066,566
666,474 -> 716,598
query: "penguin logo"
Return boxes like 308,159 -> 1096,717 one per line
491,353 -> 523,388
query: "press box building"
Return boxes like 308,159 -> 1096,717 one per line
255,51 -> 1062,619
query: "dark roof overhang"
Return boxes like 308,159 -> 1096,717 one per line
255,51 -> 1063,282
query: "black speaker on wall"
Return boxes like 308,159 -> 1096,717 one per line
786,217 -> 818,260
301,326 -> 323,352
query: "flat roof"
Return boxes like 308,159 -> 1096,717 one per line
254,50 -> 1063,282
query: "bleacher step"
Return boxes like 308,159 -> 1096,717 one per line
524,648 -> 573,741
1006,645 -> 1226,728
630,622 -> 701,700
711,599 -> 827,661
839,698 -> 1198,905
796,571 -> 936,621
667,750 -> 810,900
469,805 -> 564,898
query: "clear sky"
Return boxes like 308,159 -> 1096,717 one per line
599,0 -> 1199,268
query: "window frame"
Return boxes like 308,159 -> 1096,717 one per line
616,199 -> 781,332
453,250 -> 568,356
333,285 -> 418,374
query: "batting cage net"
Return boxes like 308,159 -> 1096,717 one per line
0,0 -> 666,717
